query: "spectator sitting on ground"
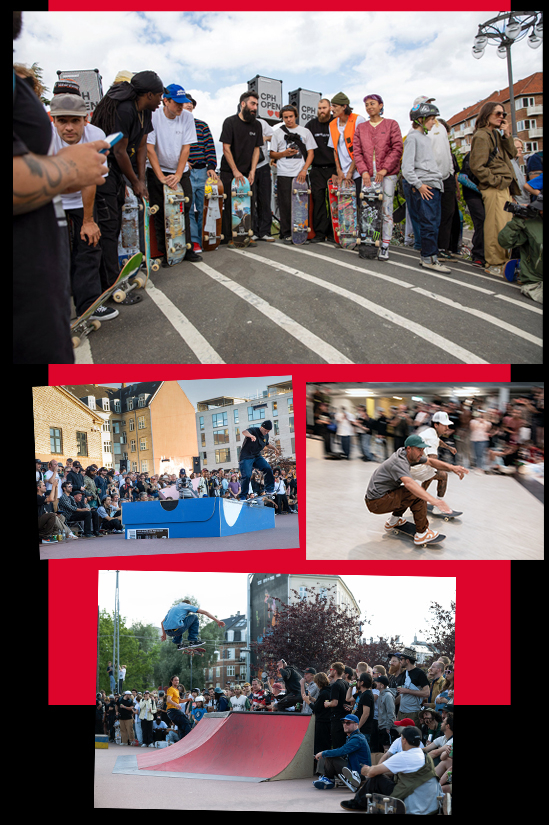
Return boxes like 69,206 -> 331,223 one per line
152,712 -> 168,743
97,495 -> 124,532
422,713 -> 453,766
417,709 -> 443,746
270,682 -> 289,711
435,666 -> 454,713
313,713 -> 371,790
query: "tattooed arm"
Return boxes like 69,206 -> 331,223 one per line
13,139 -> 110,215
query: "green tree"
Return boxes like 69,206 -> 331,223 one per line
420,601 -> 455,661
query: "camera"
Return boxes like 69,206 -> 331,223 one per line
504,196 -> 543,220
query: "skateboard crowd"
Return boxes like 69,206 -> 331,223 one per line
97,650 -> 453,813
13,20 -> 543,363
38,460 -> 298,543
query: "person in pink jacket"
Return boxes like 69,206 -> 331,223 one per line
353,95 -> 403,260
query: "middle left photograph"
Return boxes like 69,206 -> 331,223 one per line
35,374 -> 298,560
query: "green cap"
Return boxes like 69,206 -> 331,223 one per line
404,435 -> 429,450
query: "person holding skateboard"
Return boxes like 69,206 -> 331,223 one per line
182,96 -> 218,253
305,98 -> 337,243
269,105 -> 317,244
160,601 -> 225,651
365,435 -> 467,546
327,93 -> 366,199
146,84 -> 203,265
219,91 -> 263,247
238,420 -> 280,501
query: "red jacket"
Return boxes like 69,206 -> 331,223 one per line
353,118 -> 403,177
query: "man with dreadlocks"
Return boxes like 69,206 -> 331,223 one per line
91,70 -> 164,294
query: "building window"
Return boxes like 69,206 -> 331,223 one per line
138,416 -> 145,429
202,451 -> 207,466
215,448 -> 230,463
235,427 -> 240,442
129,419 -> 134,431
522,96 -> 535,108
76,431 -> 88,457
50,427 -> 63,454
234,409 -> 239,424
274,421 -> 280,436
128,398 -> 134,411
237,446 -> 241,460
227,665 -> 235,677
130,439 -> 136,452
289,416 -> 294,433
140,439 -> 147,451
291,437 -> 295,454
201,433 -> 206,447
138,395 -> 146,408
287,397 -> 293,413
141,461 -> 148,472
104,441 -> 112,453
272,401 -> 278,417
248,406 -> 265,421
299,586 -> 307,600
199,416 -> 204,430
114,400 -> 121,413
213,428 -> 230,445
212,412 -> 228,428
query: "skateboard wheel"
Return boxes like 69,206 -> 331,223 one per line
378,194 -> 383,200
248,229 -> 253,236
150,205 -> 159,215
220,234 -> 225,240
186,243 -> 191,249
223,193 -> 227,199
204,234 -> 209,241
113,289 -> 127,302
184,197 -> 189,203
133,275 -> 147,288
205,193 -> 211,200
71,336 -> 81,348
307,189 -> 311,194
247,190 -> 252,196
232,231 -> 237,237
359,192 -> 364,199
375,240 -> 380,247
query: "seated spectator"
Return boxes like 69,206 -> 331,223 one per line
435,667 -> 454,714
58,482 -> 101,537
97,495 -> 124,532
313,713 -> 371,790
417,709 -> 443,745
152,712 -> 168,743
422,713 -> 453,766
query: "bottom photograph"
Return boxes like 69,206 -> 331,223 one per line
95,571 -> 455,813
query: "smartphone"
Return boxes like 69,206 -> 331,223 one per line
99,132 -> 124,154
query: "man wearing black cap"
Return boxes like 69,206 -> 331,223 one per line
238,420 -> 280,501
340,725 -> 440,813
365,434 -> 465,546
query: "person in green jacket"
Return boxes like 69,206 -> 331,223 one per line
498,195 -> 543,304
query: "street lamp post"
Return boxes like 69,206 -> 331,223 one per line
472,12 -> 543,137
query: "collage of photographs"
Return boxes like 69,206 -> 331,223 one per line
18,3 -> 541,816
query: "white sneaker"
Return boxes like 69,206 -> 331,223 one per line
260,235 -> 275,242
420,256 -> 451,273
384,515 -> 407,530
485,265 -> 503,277
378,245 -> 390,261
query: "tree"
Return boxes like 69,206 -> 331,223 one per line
97,609 -> 156,694
420,601 -> 455,661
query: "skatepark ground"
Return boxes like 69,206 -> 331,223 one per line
306,436 -> 544,561
39,512 -> 299,560
95,742 -> 349,812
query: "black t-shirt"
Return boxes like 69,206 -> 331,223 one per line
219,114 -> 263,177
329,678 -> 348,719
118,697 -> 134,720
110,99 -> 154,175
311,687 -> 331,720
37,493 -> 53,518
376,415 -> 389,436
279,665 -> 303,695
355,689 -> 375,735
305,116 -> 336,166
13,74 -> 73,364
239,426 -> 269,460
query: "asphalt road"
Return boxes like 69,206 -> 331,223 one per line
73,241 -> 542,364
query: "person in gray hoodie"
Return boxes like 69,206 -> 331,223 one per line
374,675 -> 396,751
401,102 -> 451,273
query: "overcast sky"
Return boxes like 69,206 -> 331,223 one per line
98,570 -> 456,645
15,10 -> 542,161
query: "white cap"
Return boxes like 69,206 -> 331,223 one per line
432,411 -> 453,426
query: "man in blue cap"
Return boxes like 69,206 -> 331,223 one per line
313,713 -> 371,790
365,434 -> 467,545
146,84 -> 203,264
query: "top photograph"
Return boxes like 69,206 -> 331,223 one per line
13,10 -> 543,365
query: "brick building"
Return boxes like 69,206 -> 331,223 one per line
33,385 -> 105,468
447,71 -> 543,168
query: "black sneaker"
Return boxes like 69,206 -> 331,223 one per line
309,235 -> 325,243
340,799 -> 367,811
185,250 -> 203,262
186,638 -> 204,648
89,305 -> 119,321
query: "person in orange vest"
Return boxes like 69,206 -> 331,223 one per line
327,92 -> 366,199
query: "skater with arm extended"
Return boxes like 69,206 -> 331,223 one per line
160,602 -> 225,650
238,420 -> 280,501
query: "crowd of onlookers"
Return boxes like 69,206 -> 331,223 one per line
96,646 -> 453,812
38,457 -> 297,542
308,384 -> 544,475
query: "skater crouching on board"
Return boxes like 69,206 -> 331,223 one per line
160,602 -> 225,651
365,435 -> 468,546
238,420 -> 280,501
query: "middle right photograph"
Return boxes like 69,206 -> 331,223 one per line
306,380 -> 544,562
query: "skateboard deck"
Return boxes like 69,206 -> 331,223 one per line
179,647 -> 206,656
203,175 -> 226,251
327,180 -> 341,244
358,183 -> 383,259
364,793 -> 407,815
70,252 -> 143,348
337,179 -> 358,249
388,520 -> 445,547
426,503 -> 462,521
291,177 -> 310,244
163,183 -> 190,265
231,177 -> 253,247
239,493 -> 275,507
119,188 -> 159,276
504,258 -> 520,282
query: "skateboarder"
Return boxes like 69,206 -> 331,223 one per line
408,411 -> 467,515
365,435 -> 467,546
353,94 -> 403,260
183,95 -> 218,253
219,91 -> 264,247
146,84 -> 203,265
252,117 -> 276,242
305,98 -> 337,243
327,93 -> 366,199
269,105 -> 317,243
238,420 -> 280,501
160,602 -> 225,651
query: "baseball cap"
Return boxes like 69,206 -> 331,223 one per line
373,675 -> 389,687
164,83 -> 191,103
50,94 -> 88,117
404,435 -> 429,449
394,717 -> 416,728
432,411 -> 453,426
400,726 -> 423,746
342,714 -> 360,723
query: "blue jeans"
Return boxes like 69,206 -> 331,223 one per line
164,612 -> 199,645
403,180 -> 441,258
360,433 -> 376,460
473,440 -> 488,470
134,715 -> 143,745
239,455 -> 274,500
189,167 -> 208,245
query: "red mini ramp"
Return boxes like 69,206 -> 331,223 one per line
114,712 -> 315,782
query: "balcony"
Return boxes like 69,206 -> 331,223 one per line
462,126 -> 474,136
526,104 -> 543,117
528,127 -> 543,139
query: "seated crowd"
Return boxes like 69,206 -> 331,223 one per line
38,458 -> 297,542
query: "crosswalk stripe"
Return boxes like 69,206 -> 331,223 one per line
146,277 -> 225,363
230,249 -> 488,364
192,261 -> 354,363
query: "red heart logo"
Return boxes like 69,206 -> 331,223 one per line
275,111 -> 279,117
267,110 -> 273,117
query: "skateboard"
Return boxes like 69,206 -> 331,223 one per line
163,183 -> 190,266
291,177 -> 311,244
426,503 -> 463,521
363,793 -> 407,815
327,180 -> 341,244
231,177 -> 253,247
239,493 -> 276,507
337,179 -> 358,249
203,175 -> 226,251
70,252 -> 143,348
504,258 -> 520,282
358,183 -> 383,259
119,188 -> 160,277
179,647 -> 206,656
388,520 -> 445,547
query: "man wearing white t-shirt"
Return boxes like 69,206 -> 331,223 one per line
50,94 -> 115,323
269,106 -> 317,243
327,92 -> 366,199
146,84 -> 202,264
409,411 -> 465,516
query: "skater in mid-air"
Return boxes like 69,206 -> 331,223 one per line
238,420 -> 281,502
160,601 -> 225,651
